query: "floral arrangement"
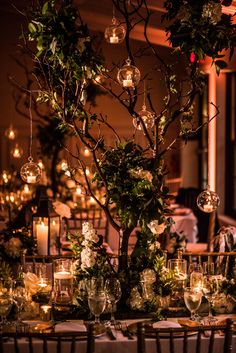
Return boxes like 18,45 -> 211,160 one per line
163,0 -> 236,73
68,222 -> 114,282
0,227 -> 35,262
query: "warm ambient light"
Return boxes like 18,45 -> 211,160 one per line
5,125 -> 17,140
11,144 -> 23,158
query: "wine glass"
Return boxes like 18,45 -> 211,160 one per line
184,287 -> 202,321
202,275 -> 219,323
0,279 -> 13,330
104,278 -> 122,325
12,279 -> 29,330
0,293 -> 13,331
88,291 -> 107,325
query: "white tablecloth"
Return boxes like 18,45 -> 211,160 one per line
172,210 -> 198,243
3,316 -> 236,353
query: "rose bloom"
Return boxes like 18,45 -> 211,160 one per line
4,237 -> 22,258
148,220 -> 166,235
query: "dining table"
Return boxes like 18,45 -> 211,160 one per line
3,314 -> 236,353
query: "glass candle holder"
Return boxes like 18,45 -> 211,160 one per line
39,304 -> 52,321
53,259 -> 73,305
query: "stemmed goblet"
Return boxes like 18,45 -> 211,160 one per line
184,287 -> 202,321
104,278 -> 122,325
12,279 -> 29,330
0,279 -> 13,331
88,290 -> 107,325
202,275 -> 219,323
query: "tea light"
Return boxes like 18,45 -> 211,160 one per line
54,270 -> 73,280
110,34 -> 119,43
40,305 -> 51,321
37,278 -> 48,290
27,175 -> 37,183
123,78 -> 133,87
203,204 -> 213,212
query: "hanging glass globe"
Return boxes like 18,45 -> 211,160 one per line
5,125 -> 17,140
133,105 -> 155,130
11,144 -> 23,159
104,17 -> 126,44
197,185 -> 220,213
20,157 -> 42,184
117,58 -> 141,88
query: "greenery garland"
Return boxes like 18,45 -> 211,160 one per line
163,0 -> 236,74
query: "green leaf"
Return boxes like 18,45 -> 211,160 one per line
28,22 -> 36,33
215,60 -> 228,75
42,2 -> 48,15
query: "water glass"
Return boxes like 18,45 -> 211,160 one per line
88,291 -> 106,324
104,278 -> 122,324
184,287 -> 202,321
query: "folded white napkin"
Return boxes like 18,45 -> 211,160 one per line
55,321 -> 87,332
153,321 -> 181,328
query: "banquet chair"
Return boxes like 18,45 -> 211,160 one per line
165,177 -> 183,197
66,207 -> 109,241
137,319 -> 234,353
181,251 -> 236,277
0,323 -> 95,353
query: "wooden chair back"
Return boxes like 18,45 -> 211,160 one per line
137,319 -> 234,353
181,251 -> 236,277
0,323 -> 95,353
165,177 -> 183,196
66,208 -> 109,241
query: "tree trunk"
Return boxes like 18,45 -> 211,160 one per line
118,228 -> 133,273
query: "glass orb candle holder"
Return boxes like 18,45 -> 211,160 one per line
20,157 -> 42,184
133,105 -> 155,130
104,17 -> 126,44
197,186 -> 220,213
117,58 -> 141,88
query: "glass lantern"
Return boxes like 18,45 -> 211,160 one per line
197,186 -> 220,213
117,58 -> 141,88
33,197 -> 61,255
104,17 -> 126,44
133,105 -> 155,130
20,157 -> 41,184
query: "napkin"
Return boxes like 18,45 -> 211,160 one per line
55,321 -> 87,332
152,321 -> 181,328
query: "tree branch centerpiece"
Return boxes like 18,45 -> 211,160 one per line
18,0 -> 236,311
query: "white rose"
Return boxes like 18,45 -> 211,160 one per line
148,220 -> 166,235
